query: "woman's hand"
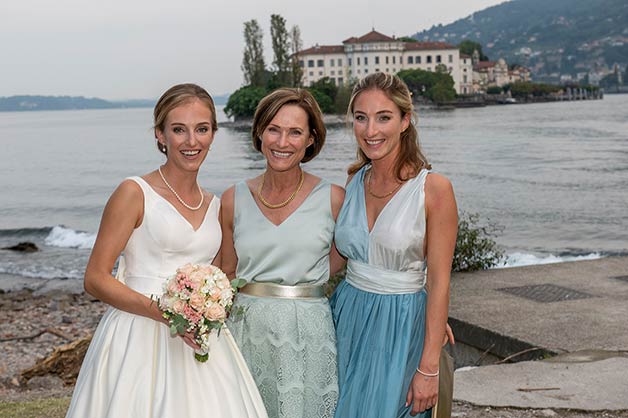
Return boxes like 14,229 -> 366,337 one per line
405,371 -> 439,415
180,330 -> 201,350
443,322 -> 455,346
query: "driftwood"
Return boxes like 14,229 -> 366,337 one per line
0,327 -> 73,343
19,334 -> 93,386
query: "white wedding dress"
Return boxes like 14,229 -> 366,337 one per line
66,177 -> 268,418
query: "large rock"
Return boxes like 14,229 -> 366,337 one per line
2,242 -> 39,252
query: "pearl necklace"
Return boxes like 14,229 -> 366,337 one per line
366,169 -> 404,199
158,166 -> 204,211
257,169 -> 304,209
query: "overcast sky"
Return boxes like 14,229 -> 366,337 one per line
0,0 -> 506,100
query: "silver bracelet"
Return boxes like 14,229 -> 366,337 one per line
416,367 -> 439,377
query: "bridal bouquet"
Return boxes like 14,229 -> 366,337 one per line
158,263 -> 246,362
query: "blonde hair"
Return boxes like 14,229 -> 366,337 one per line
153,83 -> 218,155
252,88 -> 326,163
347,73 -> 431,180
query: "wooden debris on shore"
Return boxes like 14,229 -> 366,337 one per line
19,335 -> 92,386
2,242 -> 39,252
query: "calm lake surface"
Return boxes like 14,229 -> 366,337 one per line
1,96 -> 627,288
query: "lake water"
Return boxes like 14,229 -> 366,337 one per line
1,96 -> 627,291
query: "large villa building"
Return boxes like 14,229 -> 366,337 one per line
297,30 -> 474,94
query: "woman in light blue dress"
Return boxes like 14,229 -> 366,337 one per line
331,73 -> 458,418
220,88 -> 345,418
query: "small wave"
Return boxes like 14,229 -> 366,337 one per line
497,252 -> 603,268
44,226 -> 96,249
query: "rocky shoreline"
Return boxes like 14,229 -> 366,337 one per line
1,288 -> 627,418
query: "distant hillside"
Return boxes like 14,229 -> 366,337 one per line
414,0 -> 628,82
0,96 -> 158,112
0,94 -> 229,112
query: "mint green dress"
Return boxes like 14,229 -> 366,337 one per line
227,179 -> 338,418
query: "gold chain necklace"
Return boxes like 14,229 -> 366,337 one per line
257,169 -> 305,209
366,169 -> 404,199
158,166 -> 204,211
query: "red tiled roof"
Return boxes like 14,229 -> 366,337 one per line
404,41 -> 457,51
343,30 -> 396,44
460,53 -> 472,59
298,45 -> 344,55
473,61 -> 496,70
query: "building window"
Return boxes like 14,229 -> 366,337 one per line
436,55 -> 441,63
319,71 -> 323,75
375,68 -> 380,72
392,68 -> 396,73
463,75 -> 468,83
309,71 -> 314,76
386,68 -> 389,72
338,77 -> 344,86
364,57 -> 368,65
375,56 -> 380,64
308,60 -> 314,68
331,70 -> 335,75
317,59 -> 324,67
400,56 -> 403,64
449,67 -> 453,72
330,77 -> 336,85
357,69 -> 361,74
330,59 -> 335,67
357,57 -> 361,65
338,59 -> 343,66
448,54 -> 453,63
348,58 -> 352,66
392,56 -> 396,64
408,56 -> 413,64
385,56 -> 389,64
364,69 -> 368,74
416,56 -> 421,64
427,55 -> 432,63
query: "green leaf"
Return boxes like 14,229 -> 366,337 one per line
231,278 -> 248,289
195,352 -> 209,362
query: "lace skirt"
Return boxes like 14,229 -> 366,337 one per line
227,293 -> 338,418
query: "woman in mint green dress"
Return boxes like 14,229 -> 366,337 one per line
220,88 -> 345,418
330,73 -> 458,417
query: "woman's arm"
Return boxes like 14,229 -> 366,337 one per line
329,184 -> 347,275
83,180 -> 164,324
218,186 -> 238,279
406,173 -> 458,415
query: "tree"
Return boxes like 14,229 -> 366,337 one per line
458,40 -> 489,61
397,68 -> 456,104
307,88 -> 334,114
290,25 -> 304,87
241,20 -> 266,87
398,36 -> 417,43
224,85 -> 267,120
270,14 -> 291,87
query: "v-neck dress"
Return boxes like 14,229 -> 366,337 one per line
66,177 -> 268,418
227,179 -> 339,418
330,166 -> 431,418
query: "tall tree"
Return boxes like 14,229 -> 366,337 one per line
270,14 -> 291,87
289,25 -> 304,87
241,19 -> 266,87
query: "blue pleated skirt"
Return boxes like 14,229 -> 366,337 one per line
330,280 -> 431,418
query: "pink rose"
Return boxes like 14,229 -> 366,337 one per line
188,271 -> 206,290
172,299 -> 186,315
208,286 -> 221,301
205,303 -> 226,321
189,292 -> 206,311
166,279 -> 179,294
178,264 -> 195,276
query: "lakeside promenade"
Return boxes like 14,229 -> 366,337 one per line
450,256 -> 628,411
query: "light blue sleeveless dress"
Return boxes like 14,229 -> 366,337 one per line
330,166 -> 431,418
227,179 -> 339,418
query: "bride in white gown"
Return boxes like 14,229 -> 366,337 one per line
66,84 -> 268,418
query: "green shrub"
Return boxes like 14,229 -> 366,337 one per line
453,212 -> 504,272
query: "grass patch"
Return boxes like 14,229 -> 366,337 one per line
0,397 -> 70,418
